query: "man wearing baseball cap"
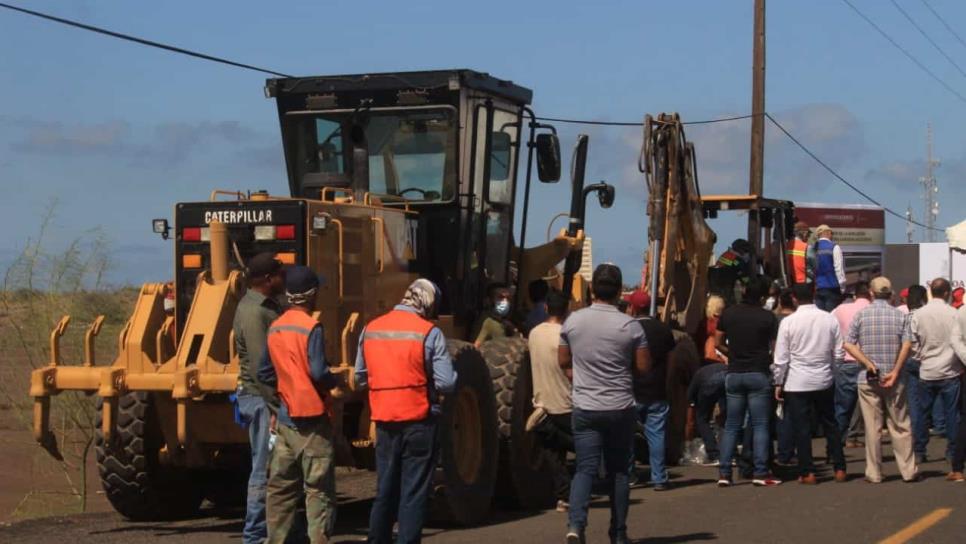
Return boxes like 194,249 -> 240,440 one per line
233,252 -> 285,544
257,265 -> 340,542
844,276 -> 919,483
813,225 -> 846,311
625,290 -> 677,491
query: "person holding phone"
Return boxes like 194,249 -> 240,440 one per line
843,276 -> 919,484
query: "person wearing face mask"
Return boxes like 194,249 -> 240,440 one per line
474,283 -> 518,347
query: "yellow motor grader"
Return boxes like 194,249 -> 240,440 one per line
28,70 -> 617,523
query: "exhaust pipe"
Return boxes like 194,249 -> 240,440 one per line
209,221 -> 229,282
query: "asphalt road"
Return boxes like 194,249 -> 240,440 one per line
2,439 -> 964,544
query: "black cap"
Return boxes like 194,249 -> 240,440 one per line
592,263 -> 622,288
285,265 -> 325,295
247,252 -> 282,278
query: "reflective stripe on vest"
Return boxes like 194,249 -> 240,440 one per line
362,309 -> 434,422
267,309 -> 326,418
814,238 -> 839,289
716,250 -> 739,268
785,239 -> 807,284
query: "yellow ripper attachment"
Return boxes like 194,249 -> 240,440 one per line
30,221 -> 243,452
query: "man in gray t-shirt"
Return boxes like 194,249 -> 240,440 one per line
559,264 -> 650,544
560,296 -> 647,412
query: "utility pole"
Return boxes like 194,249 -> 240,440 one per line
920,123 -> 940,242
748,0 -> 766,265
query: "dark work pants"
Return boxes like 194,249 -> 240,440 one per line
785,387 -> 846,476
368,418 -> 437,544
695,389 -> 726,461
535,413 -> 574,500
815,288 -> 843,312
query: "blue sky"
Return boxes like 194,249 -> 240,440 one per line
2,0 -> 966,286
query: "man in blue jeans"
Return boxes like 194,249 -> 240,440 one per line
355,279 -> 457,544
831,282 -> 872,448
233,253 -> 284,544
627,290 -> 677,491
909,279 -> 963,470
559,264 -> 651,544
715,277 -> 781,487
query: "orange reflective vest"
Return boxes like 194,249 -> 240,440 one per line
786,238 -> 807,284
266,309 -> 326,418
716,249 -> 740,268
362,309 -> 435,422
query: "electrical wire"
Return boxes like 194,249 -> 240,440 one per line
890,0 -> 966,80
0,2 -> 946,233
765,113 -> 943,232
534,113 -> 757,127
0,1 -> 294,78
840,0 -> 966,105
921,0 -> 966,53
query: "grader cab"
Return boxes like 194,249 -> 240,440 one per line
29,70 -> 616,523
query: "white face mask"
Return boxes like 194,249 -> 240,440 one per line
494,300 -> 511,317
163,297 -> 175,312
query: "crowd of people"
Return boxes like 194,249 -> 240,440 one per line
227,223 -> 966,544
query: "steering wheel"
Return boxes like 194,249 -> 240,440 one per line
398,187 -> 427,199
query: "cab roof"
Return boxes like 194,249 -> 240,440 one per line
265,69 -> 533,105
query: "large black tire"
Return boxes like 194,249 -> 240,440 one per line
95,392 -> 204,520
481,337 -> 559,510
436,340 -> 500,525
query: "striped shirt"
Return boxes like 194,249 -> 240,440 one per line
846,299 -> 912,384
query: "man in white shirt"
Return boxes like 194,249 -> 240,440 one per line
528,290 -> 573,510
773,283 -> 847,484
909,278 -> 963,471
948,297 -> 966,481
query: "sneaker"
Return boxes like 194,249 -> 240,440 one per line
701,458 -> 721,467
797,473 -> 817,485
556,500 -> 569,512
652,482 -> 671,492
717,475 -> 733,487
753,475 -> 782,487
834,470 -> 848,483
566,528 -> 584,544
946,471 -> 964,482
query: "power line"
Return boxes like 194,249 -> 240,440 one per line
840,0 -> 966,105
890,0 -> 966,80
0,2 -> 946,233
534,113 -> 757,127
765,112 -> 943,232
921,0 -> 966,53
0,1 -> 294,78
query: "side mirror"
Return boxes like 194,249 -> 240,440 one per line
597,183 -> 616,209
535,133 -> 561,182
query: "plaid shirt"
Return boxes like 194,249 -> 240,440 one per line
847,299 -> 912,382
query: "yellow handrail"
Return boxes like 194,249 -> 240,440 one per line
209,190 -> 245,201
329,218 -> 345,300
371,217 -> 385,273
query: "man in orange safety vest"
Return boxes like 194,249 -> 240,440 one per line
355,278 -> 457,544
786,221 -> 810,286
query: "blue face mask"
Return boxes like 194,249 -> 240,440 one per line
494,300 -> 511,317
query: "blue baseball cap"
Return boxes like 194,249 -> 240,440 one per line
284,265 -> 325,295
